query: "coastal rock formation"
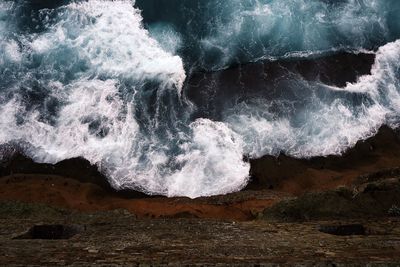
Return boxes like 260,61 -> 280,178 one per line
1,201 -> 400,266
249,125 -> 400,194
262,177 -> 400,221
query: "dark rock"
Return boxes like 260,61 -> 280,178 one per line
261,178 -> 400,221
248,125 -> 400,192
356,167 -> 400,185
0,201 -> 68,219
15,224 -> 85,240
318,224 -> 366,236
388,205 -> 400,217
0,153 -> 152,199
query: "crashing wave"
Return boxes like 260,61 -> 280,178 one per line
0,0 -> 399,197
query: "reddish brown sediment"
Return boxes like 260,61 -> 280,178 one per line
0,174 -> 287,221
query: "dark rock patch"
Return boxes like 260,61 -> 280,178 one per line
388,205 -> 400,217
14,224 -> 84,240
318,224 -> 366,236
261,178 -> 400,222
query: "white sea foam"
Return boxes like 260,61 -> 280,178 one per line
167,0 -> 396,70
0,0 -> 250,198
164,119 -> 249,197
29,0 -> 186,92
225,39 -> 400,158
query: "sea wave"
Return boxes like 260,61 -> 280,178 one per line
137,0 -> 400,70
0,0 -> 399,197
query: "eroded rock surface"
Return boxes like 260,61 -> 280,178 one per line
1,203 -> 399,266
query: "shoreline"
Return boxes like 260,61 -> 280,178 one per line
1,125 -> 400,221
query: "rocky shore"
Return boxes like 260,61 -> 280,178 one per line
1,125 -> 400,265
1,206 -> 400,266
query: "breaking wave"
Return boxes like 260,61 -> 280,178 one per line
0,0 -> 399,197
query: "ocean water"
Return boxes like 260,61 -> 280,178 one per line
0,0 -> 399,197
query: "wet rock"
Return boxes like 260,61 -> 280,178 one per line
248,126 -> 400,194
0,153 -> 151,199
